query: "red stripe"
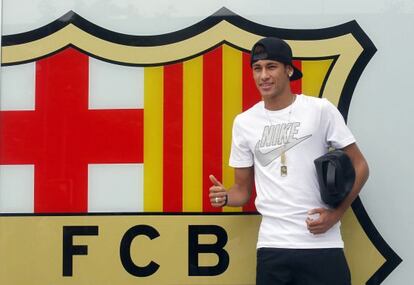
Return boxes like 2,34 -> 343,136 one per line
0,111 -> 40,164
0,47 -> 143,213
163,63 -> 183,212
242,52 -> 260,212
202,47 -> 223,212
242,52 -> 261,110
34,48 -> 90,212
290,60 -> 302,95
82,110 -> 143,164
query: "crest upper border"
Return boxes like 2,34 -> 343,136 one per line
2,7 -> 372,47
2,7 -> 374,67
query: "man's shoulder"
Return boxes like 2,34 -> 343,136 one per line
298,94 -> 325,105
296,94 -> 330,113
236,101 -> 263,121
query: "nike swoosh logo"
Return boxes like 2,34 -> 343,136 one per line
254,135 -> 312,166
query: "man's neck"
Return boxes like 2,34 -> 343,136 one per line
263,91 -> 295,111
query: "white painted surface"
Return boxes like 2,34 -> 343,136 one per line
0,165 -> 34,213
88,163 -> 143,212
0,63 -> 35,110
1,1 -> 413,283
89,58 -> 144,110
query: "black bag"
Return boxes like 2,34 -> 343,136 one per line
314,150 -> 355,208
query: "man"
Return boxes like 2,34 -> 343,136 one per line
209,37 -> 369,285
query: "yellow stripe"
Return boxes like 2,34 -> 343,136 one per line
183,56 -> 203,212
301,59 -> 334,98
342,209 -> 385,285
222,45 -> 243,212
144,67 -> 164,212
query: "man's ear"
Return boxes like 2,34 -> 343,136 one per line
286,65 -> 294,78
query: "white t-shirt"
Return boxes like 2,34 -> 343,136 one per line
229,94 -> 355,249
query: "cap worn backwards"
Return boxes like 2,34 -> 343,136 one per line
250,37 -> 303,81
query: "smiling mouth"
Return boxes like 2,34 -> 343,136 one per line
260,83 -> 273,90
261,83 -> 272,86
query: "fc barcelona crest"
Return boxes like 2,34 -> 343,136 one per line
0,7 -> 400,285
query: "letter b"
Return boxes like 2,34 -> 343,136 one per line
188,225 -> 229,276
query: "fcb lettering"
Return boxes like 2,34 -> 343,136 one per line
62,224 -> 229,277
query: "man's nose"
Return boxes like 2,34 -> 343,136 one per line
260,68 -> 270,80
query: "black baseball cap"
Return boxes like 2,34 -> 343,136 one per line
250,37 -> 303,81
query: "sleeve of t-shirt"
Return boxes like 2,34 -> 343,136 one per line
321,98 -> 356,149
229,116 -> 254,168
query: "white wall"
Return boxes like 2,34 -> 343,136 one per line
2,0 -> 413,284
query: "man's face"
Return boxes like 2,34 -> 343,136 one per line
252,59 -> 292,98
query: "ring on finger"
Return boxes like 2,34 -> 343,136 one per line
215,197 -> 219,203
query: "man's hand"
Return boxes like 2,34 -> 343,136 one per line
209,175 -> 227,207
306,208 -> 342,235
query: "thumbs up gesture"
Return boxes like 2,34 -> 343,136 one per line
209,175 -> 228,207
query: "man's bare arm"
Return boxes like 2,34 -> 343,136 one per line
209,167 -> 255,207
307,143 -> 369,234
